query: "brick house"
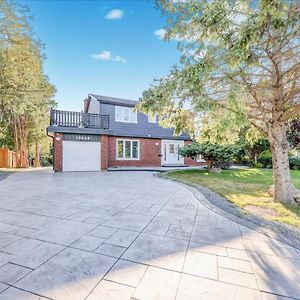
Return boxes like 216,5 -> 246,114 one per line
47,94 -> 206,172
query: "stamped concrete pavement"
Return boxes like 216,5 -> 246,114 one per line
0,170 -> 299,300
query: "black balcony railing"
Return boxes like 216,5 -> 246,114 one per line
50,109 -> 109,129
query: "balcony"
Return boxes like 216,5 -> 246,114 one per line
50,109 -> 109,129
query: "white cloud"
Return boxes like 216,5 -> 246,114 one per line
154,28 -> 196,42
154,28 -> 167,40
154,28 -> 181,41
90,50 -> 127,63
105,9 -> 123,20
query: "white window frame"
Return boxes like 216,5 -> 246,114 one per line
115,106 -> 137,123
116,139 -> 140,160
148,114 -> 157,123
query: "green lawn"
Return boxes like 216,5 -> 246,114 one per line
167,168 -> 300,228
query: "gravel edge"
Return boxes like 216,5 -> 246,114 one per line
157,172 -> 300,251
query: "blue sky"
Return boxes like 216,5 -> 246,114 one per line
18,0 -> 180,111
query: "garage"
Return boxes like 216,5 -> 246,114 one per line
62,134 -> 101,172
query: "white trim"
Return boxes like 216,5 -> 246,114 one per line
161,140 -> 184,166
115,106 -> 137,123
116,139 -> 140,160
89,94 -> 98,101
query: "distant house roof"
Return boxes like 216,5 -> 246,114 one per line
89,94 -> 139,107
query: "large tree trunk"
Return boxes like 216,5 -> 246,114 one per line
268,122 -> 297,206
254,153 -> 258,165
19,116 -> 29,168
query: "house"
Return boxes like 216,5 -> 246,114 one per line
47,94 -> 206,172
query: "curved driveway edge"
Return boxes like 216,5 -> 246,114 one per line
159,172 -> 300,251
0,170 -> 299,300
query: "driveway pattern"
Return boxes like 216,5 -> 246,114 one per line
0,170 -> 299,300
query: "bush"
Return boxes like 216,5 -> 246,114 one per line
41,154 -> 53,167
179,142 -> 238,171
254,163 -> 264,168
289,157 -> 300,170
257,151 -> 300,169
258,151 -> 272,168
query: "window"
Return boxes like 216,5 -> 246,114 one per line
148,114 -> 157,123
196,154 -> 205,162
117,140 -> 139,160
115,106 -> 137,123
169,144 -> 175,154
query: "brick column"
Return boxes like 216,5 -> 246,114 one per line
100,135 -> 108,170
53,133 -> 63,172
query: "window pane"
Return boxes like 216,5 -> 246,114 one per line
132,141 -> 138,158
129,108 -> 136,123
123,108 -> 130,121
125,141 -> 131,158
115,106 -> 122,121
169,144 -> 175,154
117,141 -> 124,158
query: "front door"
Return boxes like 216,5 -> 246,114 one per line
161,140 -> 184,166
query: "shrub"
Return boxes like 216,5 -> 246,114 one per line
258,151 -> 272,168
289,157 -> 300,170
257,152 -> 300,169
179,142 -> 238,171
254,163 -> 264,168
244,138 -> 270,165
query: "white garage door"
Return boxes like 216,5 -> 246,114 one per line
63,141 -> 101,172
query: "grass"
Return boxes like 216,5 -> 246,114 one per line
167,168 -> 300,228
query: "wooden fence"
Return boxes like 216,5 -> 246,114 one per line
0,148 -> 18,168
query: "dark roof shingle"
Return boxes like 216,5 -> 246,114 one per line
89,94 -> 139,107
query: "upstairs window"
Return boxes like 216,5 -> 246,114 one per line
148,114 -> 157,123
117,140 -> 139,160
115,106 -> 137,123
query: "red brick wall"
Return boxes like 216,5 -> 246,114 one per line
107,136 -> 161,167
53,133 -> 63,172
184,141 -> 207,167
53,134 -> 206,171
100,135 -> 109,170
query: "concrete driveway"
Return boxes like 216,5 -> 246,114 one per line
0,170 -> 299,300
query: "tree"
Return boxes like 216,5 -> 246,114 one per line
0,0 -> 55,167
245,138 -> 270,165
139,0 -> 300,205
233,126 -> 270,165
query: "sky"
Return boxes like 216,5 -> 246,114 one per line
17,0 -> 181,111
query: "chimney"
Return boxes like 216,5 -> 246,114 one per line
83,97 -> 90,113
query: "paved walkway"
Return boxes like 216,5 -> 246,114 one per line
107,166 -> 205,172
0,170 -> 299,300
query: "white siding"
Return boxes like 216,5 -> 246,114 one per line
88,98 -> 100,113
